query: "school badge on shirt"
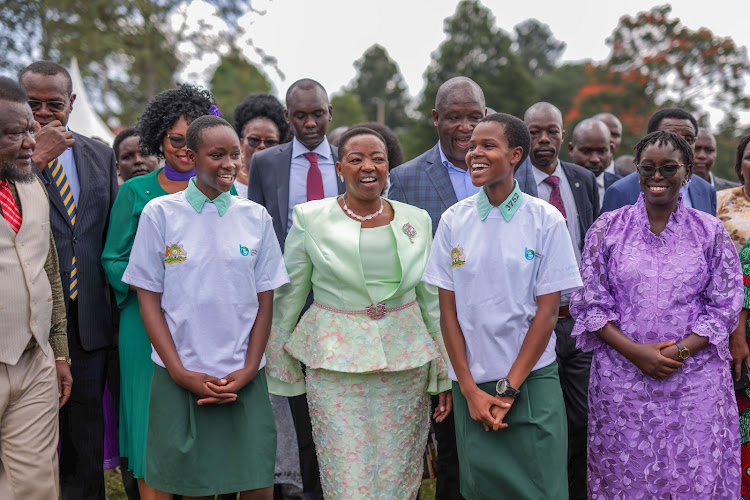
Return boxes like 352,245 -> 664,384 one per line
451,246 -> 466,268
165,242 -> 187,264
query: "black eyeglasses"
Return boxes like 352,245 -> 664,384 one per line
28,99 -> 67,113
636,164 -> 685,178
244,137 -> 279,148
165,133 -> 186,149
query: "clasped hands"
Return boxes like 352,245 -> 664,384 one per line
465,387 -> 514,432
628,340 -> 684,379
173,367 -> 259,405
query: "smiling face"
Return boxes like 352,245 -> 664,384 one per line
117,135 -> 159,182
638,142 -> 689,210
187,125 -> 241,200
433,85 -> 485,169
162,115 -> 191,172
20,72 -> 75,128
526,106 -> 565,171
285,87 -> 332,150
466,121 -> 522,192
335,133 -> 389,203
693,130 -> 717,180
0,101 -> 36,181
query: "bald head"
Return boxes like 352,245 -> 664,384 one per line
568,119 -> 612,176
593,112 -> 622,153
434,77 -> 485,114
432,77 -> 486,168
524,102 -> 564,171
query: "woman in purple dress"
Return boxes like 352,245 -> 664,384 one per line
571,130 -> 742,499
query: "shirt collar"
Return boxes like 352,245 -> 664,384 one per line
437,141 -> 466,172
531,159 -> 562,185
477,180 -> 523,221
708,172 -> 716,186
185,177 -> 232,216
292,136 -> 331,159
596,172 -> 605,188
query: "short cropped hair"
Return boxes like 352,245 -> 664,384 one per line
479,113 -> 531,170
355,122 -> 404,169
285,78 -> 327,104
647,108 -> 698,135
19,61 -> 73,95
186,115 -> 235,153
0,76 -> 28,103
113,127 -> 138,158
337,127 -> 387,159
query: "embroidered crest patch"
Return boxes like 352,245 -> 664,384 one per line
240,245 -> 250,256
164,242 -> 187,264
451,246 -> 466,268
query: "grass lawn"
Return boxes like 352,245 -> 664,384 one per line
104,471 -> 437,499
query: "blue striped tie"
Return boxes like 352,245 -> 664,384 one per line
48,157 -> 78,300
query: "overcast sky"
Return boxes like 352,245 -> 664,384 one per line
181,0 -> 749,127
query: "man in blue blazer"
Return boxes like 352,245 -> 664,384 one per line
22,61 -> 118,500
389,76 -> 487,500
601,108 -> 717,215
516,102 -> 598,500
249,78 -> 343,500
567,118 -> 621,211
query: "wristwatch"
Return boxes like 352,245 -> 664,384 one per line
495,378 -> 520,399
55,356 -> 71,366
675,342 -> 690,360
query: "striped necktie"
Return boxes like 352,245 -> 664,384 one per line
0,180 -> 22,233
48,157 -> 78,299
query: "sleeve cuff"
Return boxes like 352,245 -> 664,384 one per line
266,371 -> 306,396
692,318 -> 732,361
570,306 -> 618,352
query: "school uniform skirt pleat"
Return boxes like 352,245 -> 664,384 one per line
145,366 -> 276,496
306,366 -> 430,499
452,362 -> 568,500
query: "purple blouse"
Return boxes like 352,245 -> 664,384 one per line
570,194 -> 742,499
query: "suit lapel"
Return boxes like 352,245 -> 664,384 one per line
515,158 -> 539,197
331,145 -> 344,194
425,147 -> 457,209
562,163 -> 585,211
275,144 -> 292,227
36,161 -> 73,230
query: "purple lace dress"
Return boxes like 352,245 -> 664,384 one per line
570,195 -> 742,499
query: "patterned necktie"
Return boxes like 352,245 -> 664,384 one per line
303,152 -> 324,201
0,180 -> 22,233
48,158 -> 78,299
543,175 -> 567,219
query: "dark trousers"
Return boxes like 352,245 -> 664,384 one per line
555,316 -> 592,500
431,395 -> 464,500
288,393 -> 322,499
59,302 -> 109,500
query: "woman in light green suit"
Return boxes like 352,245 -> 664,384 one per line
266,127 -> 451,499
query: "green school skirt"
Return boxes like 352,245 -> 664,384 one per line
452,362 -> 568,500
145,366 -> 276,496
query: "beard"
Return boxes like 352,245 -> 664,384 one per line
0,160 -> 35,183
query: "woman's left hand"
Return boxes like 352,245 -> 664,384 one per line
433,390 -> 453,422
201,367 -> 258,404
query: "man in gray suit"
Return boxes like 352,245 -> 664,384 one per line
389,76 -> 487,500
249,78 -> 343,500
516,102 -> 598,500
21,61 -> 118,500
694,128 -> 740,191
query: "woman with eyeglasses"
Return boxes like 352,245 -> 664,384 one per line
102,84 -> 229,499
232,94 -> 289,198
570,131 -> 742,498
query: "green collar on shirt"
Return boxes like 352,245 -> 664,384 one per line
477,180 -> 523,222
185,177 -> 231,216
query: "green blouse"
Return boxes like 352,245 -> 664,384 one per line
359,225 -> 401,302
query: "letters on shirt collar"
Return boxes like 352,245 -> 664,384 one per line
476,180 -> 523,222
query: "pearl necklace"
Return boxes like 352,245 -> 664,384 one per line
342,196 -> 383,222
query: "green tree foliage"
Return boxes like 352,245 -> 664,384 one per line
0,0 -> 263,128
607,4 -> 750,114
352,44 -> 410,131
714,113 -> 750,181
210,46 -> 272,126
406,0 -> 536,159
328,90 -> 366,131
514,19 -> 566,78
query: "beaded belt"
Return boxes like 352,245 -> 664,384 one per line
313,300 -> 417,320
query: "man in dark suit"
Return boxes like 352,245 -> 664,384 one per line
568,118 -> 621,211
389,76 -> 486,500
20,61 -> 118,500
515,102 -> 598,500
694,128 -> 740,191
601,108 -> 717,215
249,78 -> 343,500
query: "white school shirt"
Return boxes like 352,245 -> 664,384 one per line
122,183 -> 289,378
422,183 -> 582,384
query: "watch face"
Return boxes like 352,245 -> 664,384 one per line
679,350 -> 689,360
496,379 -> 508,394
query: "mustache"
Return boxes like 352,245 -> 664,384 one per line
0,161 -> 36,183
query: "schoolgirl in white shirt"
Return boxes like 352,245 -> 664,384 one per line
123,115 -> 289,499
422,113 -> 582,500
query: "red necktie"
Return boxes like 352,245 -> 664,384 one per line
0,180 -> 22,233
543,175 -> 567,219
303,152 -> 324,201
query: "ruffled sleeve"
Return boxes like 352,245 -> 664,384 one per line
691,224 -> 743,360
570,215 -> 620,352
265,206 -> 312,396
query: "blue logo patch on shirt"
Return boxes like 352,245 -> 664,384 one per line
239,245 -> 250,256
525,248 -> 543,260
